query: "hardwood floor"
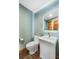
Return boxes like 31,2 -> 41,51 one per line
24,50 -> 40,59
19,48 -> 59,59
19,48 -> 40,59
19,48 -> 29,59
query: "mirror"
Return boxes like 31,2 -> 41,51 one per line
43,16 -> 58,32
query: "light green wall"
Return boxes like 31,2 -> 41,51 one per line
19,5 -> 32,44
34,1 -> 59,35
34,13 -> 44,35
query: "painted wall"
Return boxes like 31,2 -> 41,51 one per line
34,1 -> 59,37
19,4 -> 32,46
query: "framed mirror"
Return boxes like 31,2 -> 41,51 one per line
43,16 -> 58,32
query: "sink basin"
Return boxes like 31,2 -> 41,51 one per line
39,35 -> 57,45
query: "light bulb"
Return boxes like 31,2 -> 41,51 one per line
49,14 -> 52,17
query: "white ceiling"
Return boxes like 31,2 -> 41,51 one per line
19,0 -> 57,13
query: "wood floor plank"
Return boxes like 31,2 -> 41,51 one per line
19,48 -> 59,59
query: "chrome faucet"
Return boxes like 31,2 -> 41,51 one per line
48,32 -> 51,37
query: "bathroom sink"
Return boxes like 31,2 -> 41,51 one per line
39,35 -> 57,59
39,35 -> 57,45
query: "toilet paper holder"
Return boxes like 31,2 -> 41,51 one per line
19,38 -> 25,44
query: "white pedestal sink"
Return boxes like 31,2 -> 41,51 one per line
39,36 -> 57,59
